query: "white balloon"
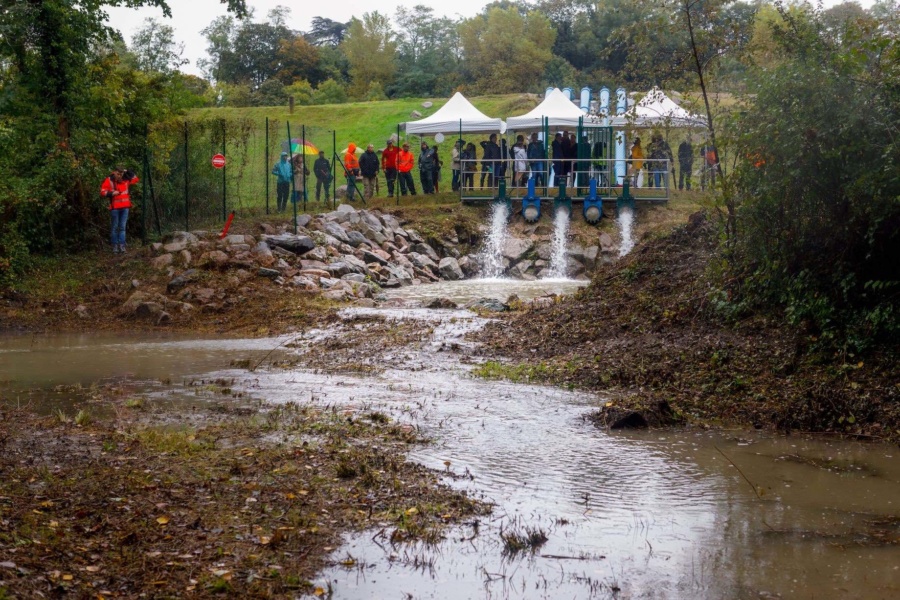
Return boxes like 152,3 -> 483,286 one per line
434,133 -> 445,143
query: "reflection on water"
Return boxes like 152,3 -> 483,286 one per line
0,332 -> 289,410
2,297 -> 898,599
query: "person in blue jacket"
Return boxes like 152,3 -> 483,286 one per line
271,151 -> 293,212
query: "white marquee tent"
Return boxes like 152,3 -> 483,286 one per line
610,88 -> 707,128
401,92 -> 504,135
506,88 -> 606,131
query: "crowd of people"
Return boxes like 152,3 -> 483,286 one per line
266,132 -> 717,208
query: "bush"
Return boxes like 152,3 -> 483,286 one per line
730,6 -> 900,351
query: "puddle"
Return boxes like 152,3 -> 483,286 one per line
2,281 -> 898,599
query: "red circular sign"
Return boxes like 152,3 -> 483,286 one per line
212,154 -> 226,169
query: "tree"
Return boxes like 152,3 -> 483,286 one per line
311,79 -> 347,105
276,37 -> 320,85
393,6 -> 462,97
306,17 -> 349,47
131,18 -> 187,73
732,5 -> 900,348
0,0 -> 248,281
341,12 -> 397,99
459,6 -> 556,93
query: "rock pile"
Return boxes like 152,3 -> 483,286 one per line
124,205 -> 479,321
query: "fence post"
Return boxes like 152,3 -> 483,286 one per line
301,124 -> 307,212
265,117 -> 270,215
184,120 -> 189,232
287,121 -> 297,234
142,146 -> 148,242
332,130 -> 337,211
221,119 -> 227,222
397,123 -> 402,205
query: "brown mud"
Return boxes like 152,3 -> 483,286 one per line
474,213 -> 900,441
0,397 -> 486,598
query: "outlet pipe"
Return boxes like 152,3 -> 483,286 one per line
583,178 -> 603,224
562,87 -> 573,101
616,180 -> 635,217
522,176 -> 541,223
580,87 -> 591,114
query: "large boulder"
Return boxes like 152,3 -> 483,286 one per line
323,222 -> 350,244
200,250 -> 229,268
263,234 -> 315,255
346,230 -> 370,248
599,232 -> 615,253
407,252 -> 438,271
411,242 -> 440,262
167,269 -> 200,293
151,254 -> 173,270
253,241 -> 275,267
341,254 -> 369,274
172,231 -> 199,245
502,237 -> 534,263
438,257 -> 464,281
508,260 -> 533,279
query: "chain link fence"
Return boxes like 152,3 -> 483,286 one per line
141,117 -> 348,240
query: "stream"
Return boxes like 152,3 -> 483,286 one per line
2,279 -> 898,599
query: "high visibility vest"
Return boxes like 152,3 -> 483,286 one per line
397,150 -> 414,173
101,176 -> 139,210
344,152 -> 359,171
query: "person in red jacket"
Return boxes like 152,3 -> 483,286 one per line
100,166 -> 139,253
381,139 -> 399,197
397,142 -> 416,196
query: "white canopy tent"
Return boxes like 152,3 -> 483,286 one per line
505,88 -> 606,131
610,88 -> 707,129
401,92 -> 504,135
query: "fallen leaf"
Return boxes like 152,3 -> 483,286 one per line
156,516 -> 169,525
405,507 -> 418,516
314,587 -> 325,596
62,574 -> 74,581
85,566 -> 101,573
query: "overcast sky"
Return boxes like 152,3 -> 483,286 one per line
105,0 -> 483,76
105,0 -> 876,78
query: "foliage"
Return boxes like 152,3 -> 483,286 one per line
730,5 -> 900,350
458,6 -> 556,94
130,17 -> 187,73
392,6 -> 462,97
0,0 -> 247,287
342,12 -> 398,99
311,79 -> 348,105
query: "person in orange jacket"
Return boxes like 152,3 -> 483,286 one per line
100,166 -> 139,253
344,143 -> 360,201
397,142 -> 416,196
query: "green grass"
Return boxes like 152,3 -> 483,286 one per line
146,94 -> 542,227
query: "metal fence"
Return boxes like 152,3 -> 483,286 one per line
140,117 -> 353,239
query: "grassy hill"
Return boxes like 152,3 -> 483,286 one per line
188,94 -> 541,153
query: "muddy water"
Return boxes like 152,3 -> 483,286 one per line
2,290 -> 899,599
0,332 -> 290,410
382,278 -> 588,306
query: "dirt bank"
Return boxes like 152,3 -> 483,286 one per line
474,213 -> 900,441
